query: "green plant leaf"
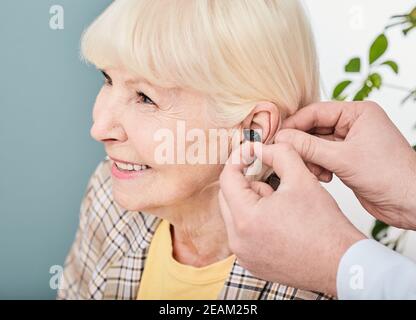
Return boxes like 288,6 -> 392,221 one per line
371,220 -> 389,241
413,145 -> 416,151
369,73 -> 383,89
345,57 -> 361,73
332,80 -> 352,100
410,6 -> 416,18
386,7 -> 416,35
353,84 -> 372,101
369,34 -> 388,65
381,60 -> 399,74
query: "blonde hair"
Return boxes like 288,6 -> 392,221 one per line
81,0 -> 319,128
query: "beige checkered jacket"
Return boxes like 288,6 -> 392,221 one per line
57,159 -> 332,300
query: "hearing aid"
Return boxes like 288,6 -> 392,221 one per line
241,129 -> 280,189
243,129 -> 261,143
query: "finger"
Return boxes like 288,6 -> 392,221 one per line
282,101 -> 356,139
311,127 -> 335,135
305,162 -> 323,177
314,134 -> 338,141
305,162 -> 333,183
274,129 -> 340,172
253,142 -> 315,184
320,170 -> 333,183
220,142 -> 261,213
250,180 -> 274,197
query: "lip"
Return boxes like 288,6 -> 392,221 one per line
111,162 -> 151,180
107,155 -> 151,180
108,156 -> 148,166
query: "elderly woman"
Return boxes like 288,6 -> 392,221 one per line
58,0 -> 330,300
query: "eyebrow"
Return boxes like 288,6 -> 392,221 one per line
99,69 -> 164,102
100,69 -> 148,85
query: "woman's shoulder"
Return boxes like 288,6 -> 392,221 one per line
87,157 -> 112,190
78,158 -> 113,221
76,158 -> 120,245
58,158 -> 160,298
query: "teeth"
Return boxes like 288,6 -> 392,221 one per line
115,161 -> 148,171
116,162 -> 130,170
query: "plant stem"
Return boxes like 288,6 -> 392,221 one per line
383,82 -> 414,92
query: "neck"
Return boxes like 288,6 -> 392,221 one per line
148,183 -> 232,267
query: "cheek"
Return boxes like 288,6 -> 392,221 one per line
124,116 -> 160,164
111,163 -> 223,211
111,114 -> 227,210
168,163 -> 223,187
153,164 -> 223,208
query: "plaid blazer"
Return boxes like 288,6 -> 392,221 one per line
57,159 -> 332,300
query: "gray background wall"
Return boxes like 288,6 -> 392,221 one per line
0,0 -> 111,299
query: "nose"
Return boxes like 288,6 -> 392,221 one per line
90,108 -> 127,143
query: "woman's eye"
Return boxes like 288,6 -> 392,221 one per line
101,71 -> 112,86
137,91 -> 155,105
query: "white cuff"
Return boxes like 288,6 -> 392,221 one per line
337,239 -> 416,300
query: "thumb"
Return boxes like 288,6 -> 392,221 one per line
275,129 -> 340,172
219,142 -> 261,215
254,142 -> 315,184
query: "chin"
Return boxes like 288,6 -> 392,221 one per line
111,184 -> 176,213
111,182 -> 203,214
111,185 -> 151,211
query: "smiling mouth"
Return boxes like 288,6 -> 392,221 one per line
107,155 -> 151,173
113,161 -> 150,172
114,161 -> 150,172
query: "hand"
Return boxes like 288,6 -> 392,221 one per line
277,101 -> 416,231
219,142 -> 366,296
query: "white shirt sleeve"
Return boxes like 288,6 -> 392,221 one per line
337,239 -> 416,300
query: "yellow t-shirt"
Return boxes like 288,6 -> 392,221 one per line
137,219 -> 235,300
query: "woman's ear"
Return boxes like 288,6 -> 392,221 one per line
241,101 -> 280,144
